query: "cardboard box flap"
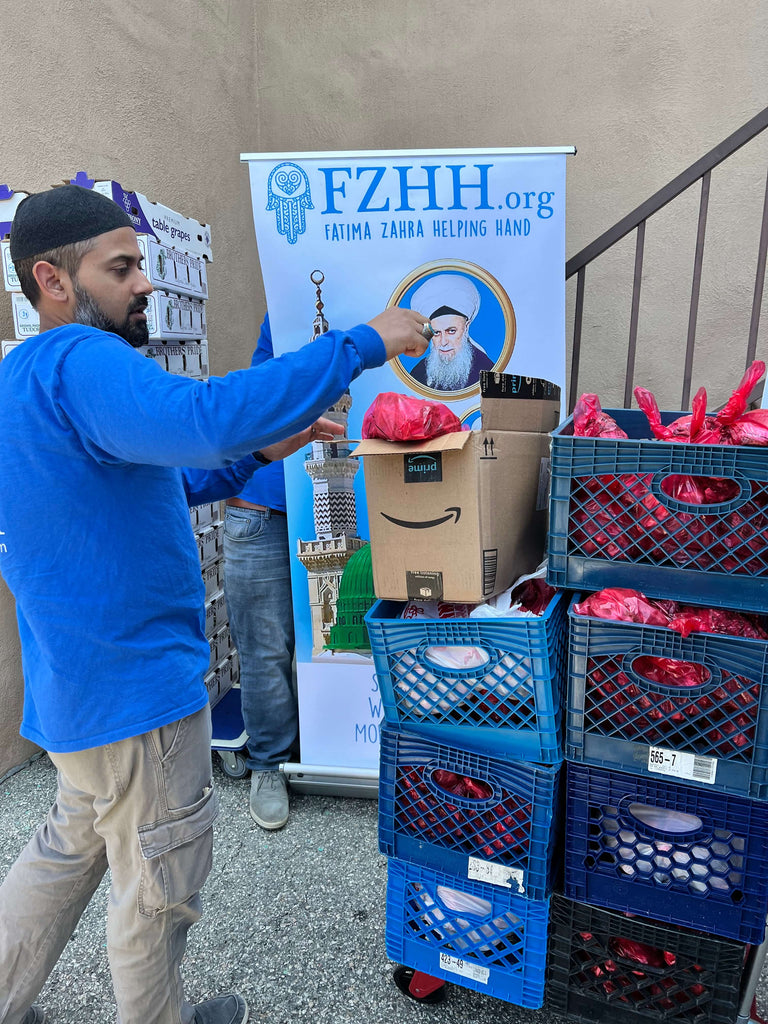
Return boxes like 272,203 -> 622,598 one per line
352,430 -> 472,458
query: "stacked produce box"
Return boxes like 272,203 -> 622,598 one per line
0,173 -> 237,710
545,376 -> 768,1024
358,376 -> 568,1007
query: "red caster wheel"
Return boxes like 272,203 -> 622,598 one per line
393,966 -> 446,1004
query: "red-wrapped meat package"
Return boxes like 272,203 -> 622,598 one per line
717,361 -> 768,445
362,392 -> 463,441
431,769 -> 493,800
634,385 -> 722,443
633,654 -> 710,688
669,607 -> 768,640
634,361 -> 768,447
507,577 -> 556,615
608,937 -> 676,968
572,588 -> 673,626
573,393 -> 628,438
575,588 -> 768,641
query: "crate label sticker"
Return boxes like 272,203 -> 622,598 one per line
467,857 -> 524,892
536,457 -> 551,511
647,745 -> 717,784
439,953 -> 489,985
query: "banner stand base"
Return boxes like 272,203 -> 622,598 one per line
281,761 -> 378,799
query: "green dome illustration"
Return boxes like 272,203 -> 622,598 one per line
325,543 -> 375,653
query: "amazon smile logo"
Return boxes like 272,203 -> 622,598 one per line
380,507 -> 461,530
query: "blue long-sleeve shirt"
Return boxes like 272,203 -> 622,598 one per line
236,314 -> 286,511
0,320 -> 384,751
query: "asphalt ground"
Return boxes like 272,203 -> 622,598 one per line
2,753 -> 766,1024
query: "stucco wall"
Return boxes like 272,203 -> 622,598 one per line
0,0 -> 766,772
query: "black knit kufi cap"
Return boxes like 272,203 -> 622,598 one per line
10,184 -> 134,263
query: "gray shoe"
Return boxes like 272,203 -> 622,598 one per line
22,1009 -> 47,1024
249,770 -> 289,829
194,993 -> 248,1024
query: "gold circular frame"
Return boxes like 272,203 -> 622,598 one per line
387,259 -> 516,402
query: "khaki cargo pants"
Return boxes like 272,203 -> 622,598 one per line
0,704 -> 218,1024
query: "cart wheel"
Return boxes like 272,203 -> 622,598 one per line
393,965 -> 446,1004
217,750 -> 249,779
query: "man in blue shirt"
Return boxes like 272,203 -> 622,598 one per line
223,316 -> 297,830
0,185 -> 430,1024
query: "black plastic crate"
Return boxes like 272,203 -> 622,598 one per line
546,894 -> 746,1024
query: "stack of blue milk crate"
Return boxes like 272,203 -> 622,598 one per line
365,582 -> 569,1007
544,404 -> 768,1024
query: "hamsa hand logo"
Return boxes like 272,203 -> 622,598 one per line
266,162 -> 313,244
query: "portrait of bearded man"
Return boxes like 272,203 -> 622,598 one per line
408,273 -> 494,391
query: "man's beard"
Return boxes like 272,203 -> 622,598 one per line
425,335 -> 474,390
72,284 -> 149,348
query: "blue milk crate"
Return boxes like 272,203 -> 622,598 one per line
564,762 -> 768,944
365,591 -> 567,763
567,595 -> 768,800
548,408 -> 768,612
378,724 -> 562,899
386,858 -> 550,1007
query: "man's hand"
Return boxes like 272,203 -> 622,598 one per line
367,307 -> 432,361
259,415 -> 344,462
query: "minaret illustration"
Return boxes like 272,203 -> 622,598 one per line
296,271 -> 367,657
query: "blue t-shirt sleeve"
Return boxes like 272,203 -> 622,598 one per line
181,454 -> 261,505
53,322 -> 385,469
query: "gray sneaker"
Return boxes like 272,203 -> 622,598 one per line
249,770 -> 289,829
22,1009 -> 47,1024
194,993 -> 248,1024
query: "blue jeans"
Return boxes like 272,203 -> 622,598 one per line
223,507 -> 297,772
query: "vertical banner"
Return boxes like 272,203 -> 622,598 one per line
242,148 -> 572,773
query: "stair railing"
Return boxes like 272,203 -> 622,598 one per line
566,105 -> 768,413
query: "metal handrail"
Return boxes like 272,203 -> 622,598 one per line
566,105 -> 768,412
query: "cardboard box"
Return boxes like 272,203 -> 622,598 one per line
353,373 -> 560,603
202,558 -> 225,600
11,292 -> 38,339
1,240 -> 20,291
88,177 -> 212,260
0,185 -> 28,240
1,339 -> 24,359
136,236 -> 208,300
138,341 -> 209,378
10,291 -> 208,353
145,291 -> 206,342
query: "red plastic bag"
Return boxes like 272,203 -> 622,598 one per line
635,361 -> 768,447
634,385 -> 722,443
658,474 -> 741,504
716,360 -> 765,427
508,577 -> 556,615
608,937 -> 676,968
431,769 -> 493,800
633,655 -> 710,688
573,393 -> 628,438
362,392 -> 463,441
669,607 -> 768,640
572,588 -> 672,626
